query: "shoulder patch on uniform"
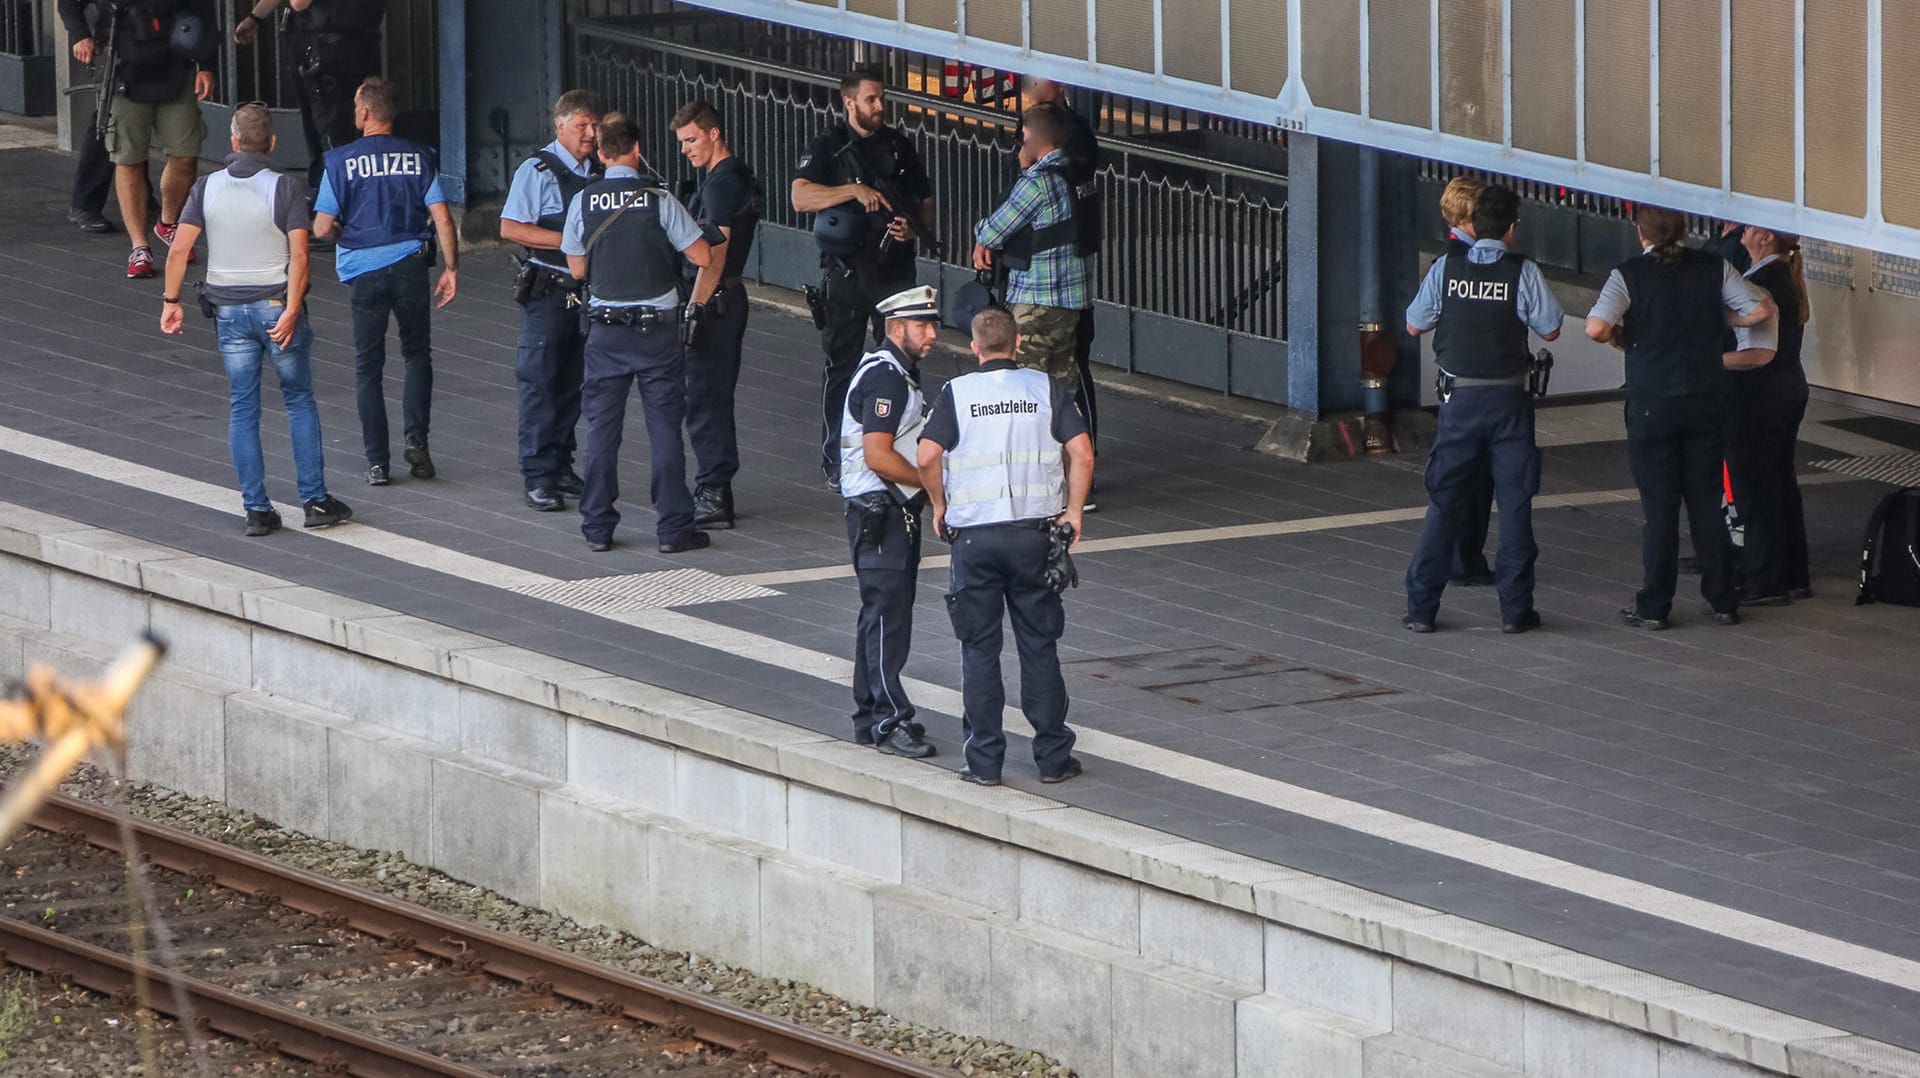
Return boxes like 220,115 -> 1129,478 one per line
874,399 -> 892,418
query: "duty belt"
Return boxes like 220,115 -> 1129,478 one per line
957,518 -> 1055,532
588,305 -> 679,329
1435,369 -> 1527,403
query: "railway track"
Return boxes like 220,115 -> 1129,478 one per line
0,792 -> 951,1078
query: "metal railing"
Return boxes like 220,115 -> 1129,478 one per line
205,1 -> 437,115
572,22 -> 1288,339
3,0 -> 47,57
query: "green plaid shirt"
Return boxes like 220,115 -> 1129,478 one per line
976,150 -> 1092,310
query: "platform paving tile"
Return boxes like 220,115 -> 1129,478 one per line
8,139 -> 1920,1050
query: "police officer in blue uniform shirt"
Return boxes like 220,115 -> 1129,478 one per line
562,113 -> 713,555
500,90 -> 605,512
840,286 -> 941,759
311,77 -> 459,488
673,100 -> 763,531
918,306 -> 1094,787
1402,186 -> 1564,634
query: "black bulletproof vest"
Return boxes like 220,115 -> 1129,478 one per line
579,178 -> 681,304
1432,251 -> 1531,378
999,160 -> 1087,271
690,156 -> 763,279
115,0 -> 190,102
524,151 -> 600,267
1619,248 -> 1728,399
1749,259 -> 1806,389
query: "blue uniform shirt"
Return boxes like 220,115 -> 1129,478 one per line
1406,238 -> 1565,338
314,165 -> 446,283
502,140 -> 596,270
559,164 -> 706,308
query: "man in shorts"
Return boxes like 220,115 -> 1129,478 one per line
98,0 -> 216,278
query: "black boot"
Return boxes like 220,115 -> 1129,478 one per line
693,485 -> 735,529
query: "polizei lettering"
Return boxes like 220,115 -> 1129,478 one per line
344,152 -> 426,181
1446,277 -> 1511,301
969,399 -> 1040,418
588,189 -> 653,212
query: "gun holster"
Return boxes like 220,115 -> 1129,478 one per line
1434,372 -> 1455,404
803,284 -> 829,330
1528,348 -> 1555,398
854,492 -> 892,552
1045,522 -> 1079,594
511,258 -> 562,306
193,281 -> 216,319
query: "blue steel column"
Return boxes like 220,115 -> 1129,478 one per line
437,0 -> 467,204
454,2 -> 567,201
1286,133 -> 1322,416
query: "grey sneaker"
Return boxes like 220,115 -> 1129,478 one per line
366,464 -> 390,486
243,509 -> 282,537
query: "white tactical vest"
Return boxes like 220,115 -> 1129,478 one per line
941,366 -> 1064,529
202,169 -> 290,290
840,350 -> 925,502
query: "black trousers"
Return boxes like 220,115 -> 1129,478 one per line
71,118 -> 115,215
580,319 -> 695,545
1072,307 -> 1099,450
292,33 -> 380,193
945,523 -> 1076,780
349,253 -> 433,468
514,288 -> 585,489
846,500 -> 921,740
818,295 -> 884,474
1627,394 -> 1737,619
1726,388 -> 1811,597
685,282 -> 749,489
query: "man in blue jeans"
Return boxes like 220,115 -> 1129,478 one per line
160,103 -> 352,536
312,76 -> 459,487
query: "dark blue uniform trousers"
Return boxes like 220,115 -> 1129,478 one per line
845,499 -> 921,741
685,281 -> 749,490
579,320 -> 695,545
1405,386 -> 1541,624
514,288 -> 585,490
350,251 -> 433,468
946,523 -> 1076,780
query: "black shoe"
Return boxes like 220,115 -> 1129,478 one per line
1678,555 -> 1701,575
853,727 -> 878,747
1787,586 -> 1814,601
403,441 -> 435,479
525,487 -> 564,512
69,208 -> 111,233
1451,569 -> 1497,587
1702,604 -> 1741,626
693,485 -> 735,529
1501,610 -> 1543,635
1039,757 -> 1084,784
958,769 -> 1002,787
658,531 -> 711,554
1401,615 -> 1436,634
586,536 -> 613,553
243,508 -> 282,537
555,468 -> 585,497
302,495 -> 353,528
366,464 -> 390,486
1083,483 -> 1100,513
1740,590 -> 1790,607
1619,607 -> 1670,631
875,722 -> 935,758
822,462 -> 841,493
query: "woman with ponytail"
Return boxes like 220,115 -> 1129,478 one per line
1585,205 -> 1775,629
1721,226 -> 1813,604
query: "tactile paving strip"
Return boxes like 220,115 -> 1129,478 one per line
509,568 -> 781,613
1810,452 -> 1920,487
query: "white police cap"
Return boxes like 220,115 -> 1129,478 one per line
877,285 -> 941,322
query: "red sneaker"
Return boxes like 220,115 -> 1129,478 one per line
126,245 -> 156,279
154,220 -> 196,263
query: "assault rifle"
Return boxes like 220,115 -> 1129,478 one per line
833,139 -> 944,261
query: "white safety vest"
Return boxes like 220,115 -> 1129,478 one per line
941,366 -> 1064,529
202,169 -> 290,290
839,350 -> 925,502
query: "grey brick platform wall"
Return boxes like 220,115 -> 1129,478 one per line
0,502 -> 1908,1078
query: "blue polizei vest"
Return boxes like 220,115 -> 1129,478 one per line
323,134 -> 437,251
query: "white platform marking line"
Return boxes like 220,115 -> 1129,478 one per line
7,423 -> 1919,994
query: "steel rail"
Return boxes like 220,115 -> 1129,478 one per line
27,792 -> 948,1078
0,914 -> 495,1077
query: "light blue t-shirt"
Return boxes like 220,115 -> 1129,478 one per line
313,171 -> 447,283
502,140 -> 595,271
559,165 -> 706,308
1406,238 -> 1565,339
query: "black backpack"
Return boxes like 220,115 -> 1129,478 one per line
1857,487 -> 1920,606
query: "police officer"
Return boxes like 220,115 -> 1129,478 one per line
1435,175 -> 1496,587
1402,185 -> 1564,634
840,286 -> 941,759
792,69 -> 935,490
562,113 -> 713,555
233,0 -> 386,196
312,77 -> 458,487
1585,205 -> 1774,629
673,99 -> 763,531
918,306 -> 1094,786
501,89 -> 604,512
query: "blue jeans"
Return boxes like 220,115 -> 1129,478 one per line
216,301 -> 328,511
